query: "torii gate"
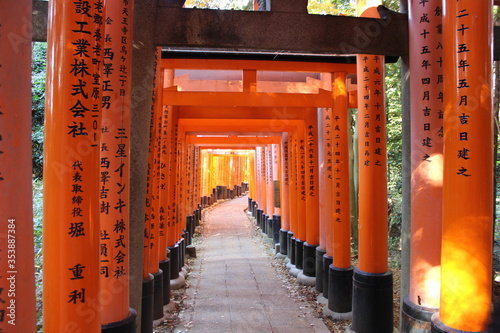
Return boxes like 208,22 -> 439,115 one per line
1,0 -> 497,332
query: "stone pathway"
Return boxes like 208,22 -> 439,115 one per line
178,196 -> 330,333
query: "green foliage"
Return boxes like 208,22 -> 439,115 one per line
32,42 -> 47,180
307,0 -> 355,15
184,0 -> 253,10
33,179 -> 44,329
386,61 -> 403,229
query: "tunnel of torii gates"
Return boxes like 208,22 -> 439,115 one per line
1,0 -> 499,332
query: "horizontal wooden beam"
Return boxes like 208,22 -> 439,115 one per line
165,90 -> 335,107
186,136 -> 281,145
155,5 -> 409,57
162,58 -> 357,73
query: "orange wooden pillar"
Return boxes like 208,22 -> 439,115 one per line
287,132 -> 299,266
278,133 -> 291,256
249,150 -> 256,202
157,100 -> 174,309
265,145 -> 275,216
259,146 -> 268,215
142,48 -> 163,330
167,110 -> 182,285
294,124 -> 307,271
351,4 -> 393,332
99,0 -> 137,330
142,50 -> 165,333
0,1 -> 37,331
327,72 -> 353,315
402,0 -> 443,330
302,109 -> 320,278
316,106 -> 334,295
431,2 -> 493,332
42,1 -> 102,331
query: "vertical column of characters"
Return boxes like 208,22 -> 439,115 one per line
158,106 -> 170,263
356,53 -> 388,274
289,132 -> 298,238
185,144 -> 192,211
434,1 -> 493,331
255,147 -> 263,209
332,72 -> 351,269
43,0 -> 103,330
0,1 -> 37,331
266,146 -> 274,214
408,0 -> 443,311
261,147 -> 268,212
175,128 -> 186,240
305,110 -> 319,249
322,107 -> 334,256
297,125 -> 307,242
200,150 -> 207,197
281,133 -> 290,231
272,143 -> 281,212
167,114 -> 179,247
99,0 -> 135,325
194,147 -> 201,204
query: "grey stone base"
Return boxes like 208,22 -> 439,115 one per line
276,252 -> 287,260
186,245 -> 197,258
345,326 -> 399,333
170,274 -> 186,290
152,302 -> 176,327
322,306 -> 352,320
317,294 -> 327,305
297,271 -> 316,286
288,265 -> 301,277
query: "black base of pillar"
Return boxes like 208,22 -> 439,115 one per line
401,297 -> 436,333
290,237 -> 296,265
315,248 -> 326,292
351,268 -> 393,333
257,209 -> 263,227
322,254 -> 333,299
328,265 -> 353,313
102,308 -> 137,333
152,269 -> 164,320
431,313 -> 487,333
263,214 -> 269,234
141,274 -> 154,333
266,216 -> 273,238
272,215 -> 281,244
179,238 -> 186,268
168,245 -> 180,280
295,240 -> 304,270
279,229 -> 288,255
303,243 -> 317,277
159,259 -> 171,305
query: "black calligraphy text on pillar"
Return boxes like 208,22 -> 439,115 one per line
66,0 -> 103,310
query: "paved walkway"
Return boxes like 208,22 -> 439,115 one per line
179,196 -> 330,333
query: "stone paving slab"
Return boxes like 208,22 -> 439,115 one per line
179,196 -> 330,333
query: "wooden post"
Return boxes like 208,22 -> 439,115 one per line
432,1 -> 493,332
327,72 -> 353,315
279,133 -> 291,255
351,4 -> 393,332
0,1 -> 37,331
402,0 -> 443,330
99,0 -> 136,329
43,1 -> 103,330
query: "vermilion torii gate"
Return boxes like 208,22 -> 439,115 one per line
1,0 -> 498,332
